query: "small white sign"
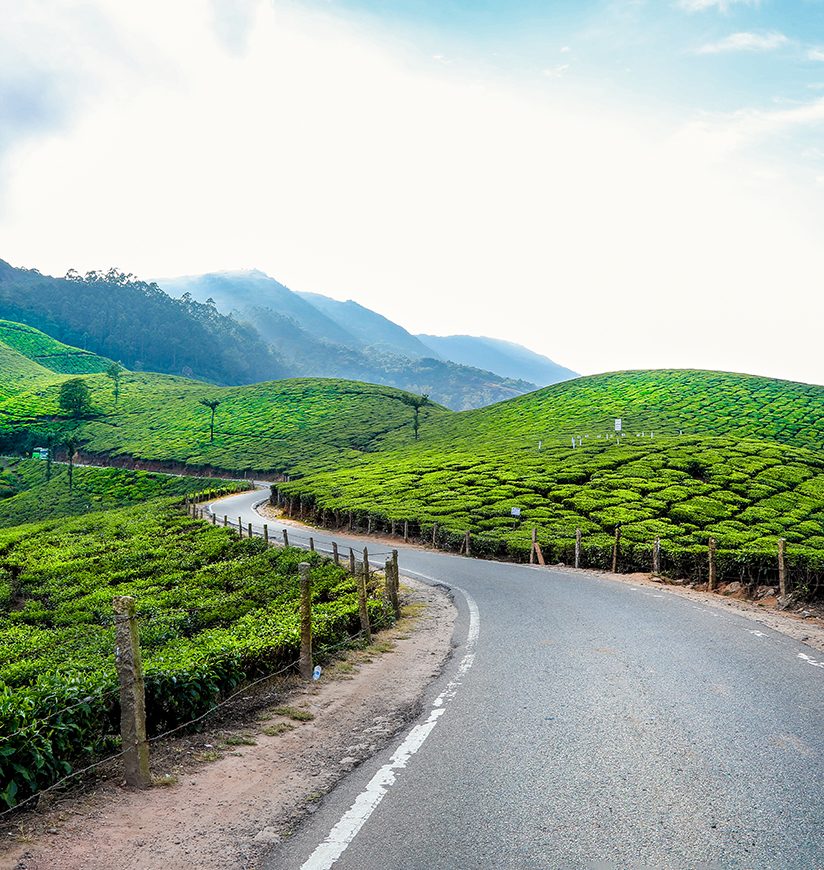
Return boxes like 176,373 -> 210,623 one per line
614,418 -> 622,432
511,507 -> 521,517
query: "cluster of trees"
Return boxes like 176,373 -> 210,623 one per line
0,261 -> 285,385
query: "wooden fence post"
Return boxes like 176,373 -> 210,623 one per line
283,528 -> 289,547
575,528 -> 582,569
248,522 -> 253,539
652,537 -> 661,576
432,523 -> 438,547
263,524 -> 269,545
708,537 -> 717,591
298,563 -> 313,679
464,530 -> 471,557
238,517 -> 243,538
211,512 -> 216,525
309,536 -> 315,552
392,549 -> 400,611
358,551 -> 372,643
403,521 -> 409,543
385,556 -> 400,618
223,515 -> 227,527
778,538 -> 787,598
113,596 -> 151,789
332,541 -> 339,565
611,527 -> 621,573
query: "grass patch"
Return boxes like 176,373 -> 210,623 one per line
271,706 -> 315,722
262,722 -> 296,737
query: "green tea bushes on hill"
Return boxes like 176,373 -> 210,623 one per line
0,500 -> 386,808
0,321 -> 113,375
411,369 -> 824,454
0,373 -> 447,473
0,459 -> 236,527
281,434 -> 824,568
0,343 -> 59,400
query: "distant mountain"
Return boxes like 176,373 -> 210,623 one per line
158,270 -> 543,410
298,292 -> 433,359
0,260 -> 285,385
417,334 -> 577,386
161,270 -> 354,347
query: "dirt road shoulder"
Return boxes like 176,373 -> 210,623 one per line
4,578 -> 455,870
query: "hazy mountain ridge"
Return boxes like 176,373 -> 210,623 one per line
158,269 -> 575,409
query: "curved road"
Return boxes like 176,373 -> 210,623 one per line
210,488 -> 824,869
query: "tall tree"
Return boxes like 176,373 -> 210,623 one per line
106,362 -> 123,405
398,393 -> 430,441
64,435 -> 79,493
199,398 -> 221,443
58,378 -> 92,418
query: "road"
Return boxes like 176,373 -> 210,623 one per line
210,488 -> 824,869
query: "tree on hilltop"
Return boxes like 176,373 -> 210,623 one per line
398,393 -> 430,441
106,362 -> 123,405
199,398 -> 221,443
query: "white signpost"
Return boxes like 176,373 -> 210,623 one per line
614,418 -> 622,433
511,507 -> 521,518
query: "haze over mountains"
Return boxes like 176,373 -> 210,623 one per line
0,258 -> 576,410
158,269 -> 577,409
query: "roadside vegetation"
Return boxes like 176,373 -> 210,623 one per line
0,499 -> 387,808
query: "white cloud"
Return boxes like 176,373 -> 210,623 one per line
678,0 -> 758,12
543,64 -> 570,78
808,47 -> 824,62
697,31 -> 789,54
0,0 -> 823,383
677,97 -> 824,158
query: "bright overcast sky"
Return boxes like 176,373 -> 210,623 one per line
1,0 -> 824,382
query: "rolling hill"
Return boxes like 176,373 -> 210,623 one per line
0,324 -> 450,473
276,370 -> 824,571
0,320 -> 114,375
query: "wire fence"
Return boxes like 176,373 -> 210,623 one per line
0,510 -> 402,820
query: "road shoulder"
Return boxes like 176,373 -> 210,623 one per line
3,578 -> 456,870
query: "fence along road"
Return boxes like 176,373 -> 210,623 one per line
210,487 -> 824,869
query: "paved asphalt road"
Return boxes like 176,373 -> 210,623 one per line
210,488 -> 824,870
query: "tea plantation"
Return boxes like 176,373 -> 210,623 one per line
0,458 -> 238,527
0,321 -> 113,375
0,499 -> 387,808
279,371 -> 824,581
0,366 -> 446,474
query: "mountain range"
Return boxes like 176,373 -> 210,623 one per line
159,269 -> 576,409
0,259 -> 576,410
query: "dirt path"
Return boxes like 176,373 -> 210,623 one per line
3,578 -> 455,870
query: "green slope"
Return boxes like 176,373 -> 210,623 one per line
0,365 -> 448,473
278,370 -> 824,567
0,458 -> 233,527
0,342 -> 58,399
0,320 -> 114,374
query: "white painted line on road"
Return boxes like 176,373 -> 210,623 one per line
746,629 -> 767,638
798,652 -> 824,669
300,583 -> 480,870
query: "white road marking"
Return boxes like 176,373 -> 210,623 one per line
746,629 -> 767,638
300,583 -> 480,870
798,653 -> 824,669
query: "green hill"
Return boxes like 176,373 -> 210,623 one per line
0,320 -> 114,375
0,342 -> 58,399
277,370 -> 824,571
0,363 -> 448,474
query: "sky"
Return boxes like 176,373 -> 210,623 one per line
1,0 -> 823,382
